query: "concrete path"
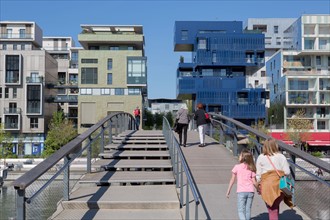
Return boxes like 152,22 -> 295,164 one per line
177,131 -> 311,220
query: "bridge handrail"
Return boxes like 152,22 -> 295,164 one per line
163,117 -> 204,219
13,112 -> 135,219
13,112 -> 135,190
209,113 -> 330,173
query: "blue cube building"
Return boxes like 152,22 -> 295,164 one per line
174,21 -> 268,125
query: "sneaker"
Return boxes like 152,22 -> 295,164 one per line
198,144 -> 204,147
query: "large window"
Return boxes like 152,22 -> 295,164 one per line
181,30 -> 188,40
289,80 -> 308,90
81,68 -> 98,84
5,55 -> 20,83
127,57 -> 147,84
115,88 -> 124,95
19,29 -> 26,38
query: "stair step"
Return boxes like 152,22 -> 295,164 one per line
112,140 -> 167,144
118,130 -> 164,137
104,144 -> 168,150
92,159 -> 172,170
113,136 -> 165,140
79,171 -> 175,184
99,150 -> 170,159
60,185 -> 179,209
52,209 -> 182,220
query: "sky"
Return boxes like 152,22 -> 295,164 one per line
1,0 -> 329,99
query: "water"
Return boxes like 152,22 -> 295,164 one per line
0,180 -> 77,220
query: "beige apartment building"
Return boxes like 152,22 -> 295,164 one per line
0,21 -> 58,155
42,37 -> 81,127
77,25 -> 147,134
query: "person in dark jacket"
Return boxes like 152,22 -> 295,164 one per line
194,103 -> 208,147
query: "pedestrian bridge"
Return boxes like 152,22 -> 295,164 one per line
12,113 -> 330,219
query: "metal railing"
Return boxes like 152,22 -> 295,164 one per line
12,112 -> 136,220
162,117 -> 205,220
208,112 -> 330,220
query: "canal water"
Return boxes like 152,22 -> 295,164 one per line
1,179 -> 79,220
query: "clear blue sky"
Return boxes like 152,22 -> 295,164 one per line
1,0 -> 329,99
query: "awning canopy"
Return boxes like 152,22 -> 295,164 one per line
307,141 -> 330,146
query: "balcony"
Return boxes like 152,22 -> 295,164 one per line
3,114 -> 20,130
4,107 -> 22,114
26,76 -> 44,83
53,95 -> 78,103
0,33 -> 33,39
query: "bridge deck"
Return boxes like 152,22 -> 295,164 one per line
179,130 -> 311,220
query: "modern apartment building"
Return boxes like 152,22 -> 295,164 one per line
42,37 -> 81,127
148,98 -> 187,115
0,21 -> 58,156
246,18 -> 296,107
174,21 -> 267,125
77,25 -> 147,133
267,15 -> 330,132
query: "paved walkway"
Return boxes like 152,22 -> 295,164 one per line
176,131 -> 311,220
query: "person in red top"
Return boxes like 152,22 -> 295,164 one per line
133,106 -> 141,130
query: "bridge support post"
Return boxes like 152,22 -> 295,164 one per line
101,125 -> 105,154
219,124 -> 224,145
63,155 -> 70,201
87,137 -> 92,173
16,189 -> 26,220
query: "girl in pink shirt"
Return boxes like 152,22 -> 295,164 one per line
226,149 -> 259,220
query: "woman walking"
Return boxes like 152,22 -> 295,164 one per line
176,105 -> 189,147
226,149 -> 259,220
256,138 -> 293,220
194,103 -> 208,147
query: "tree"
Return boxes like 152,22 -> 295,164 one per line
268,101 -> 284,127
0,123 -> 13,164
143,110 -> 154,130
247,120 -> 268,150
286,109 -> 313,151
154,113 -> 164,130
165,112 -> 174,127
42,111 -> 78,157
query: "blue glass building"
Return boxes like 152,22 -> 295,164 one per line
174,21 -> 268,125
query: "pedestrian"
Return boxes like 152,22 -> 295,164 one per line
194,103 -> 208,147
176,105 -> 189,147
133,106 -> 141,130
256,138 -> 293,220
226,149 -> 259,220
316,168 -> 323,176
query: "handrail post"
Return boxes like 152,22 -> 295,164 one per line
233,126 -> 238,156
109,120 -> 113,145
87,136 -> 92,173
186,178 -> 190,220
180,163 -> 184,207
176,148 -> 179,188
115,116 -> 118,136
101,125 -> 105,154
16,189 -> 26,220
219,124 -> 224,145
63,155 -> 70,201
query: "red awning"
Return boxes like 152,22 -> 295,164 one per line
307,141 -> 330,146
282,141 -> 294,145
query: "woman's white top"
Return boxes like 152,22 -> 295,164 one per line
256,153 -> 291,182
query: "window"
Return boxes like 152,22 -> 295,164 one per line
274,26 -> 279,34
110,46 -> 119,50
107,59 -> 113,70
81,59 -> 98,63
115,88 -> 124,95
3,43 -> 7,50
101,88 -> 110,95
5,88 -> 9,98
107,73 -> 112,85
212,51 -> 217,63
255,80 -> 259,87
261,71 -> 266,77
128,46 -> 134,50
7,29 -> 12,38
0,88 -> 2,98
5,55 -> 20,83
80,88 -> 92,95
127,58 -> 146,77
21,44 -> 25,50
181,30 -> 188,40
13,88 -> 17,98
198,39 -> 207,49
19,29 -> 26,38
13,44 -> 17,50
81,68 -> 98,84
30,118 -> 38,129
128,88 -> 140,95
316,56 -> 321,66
